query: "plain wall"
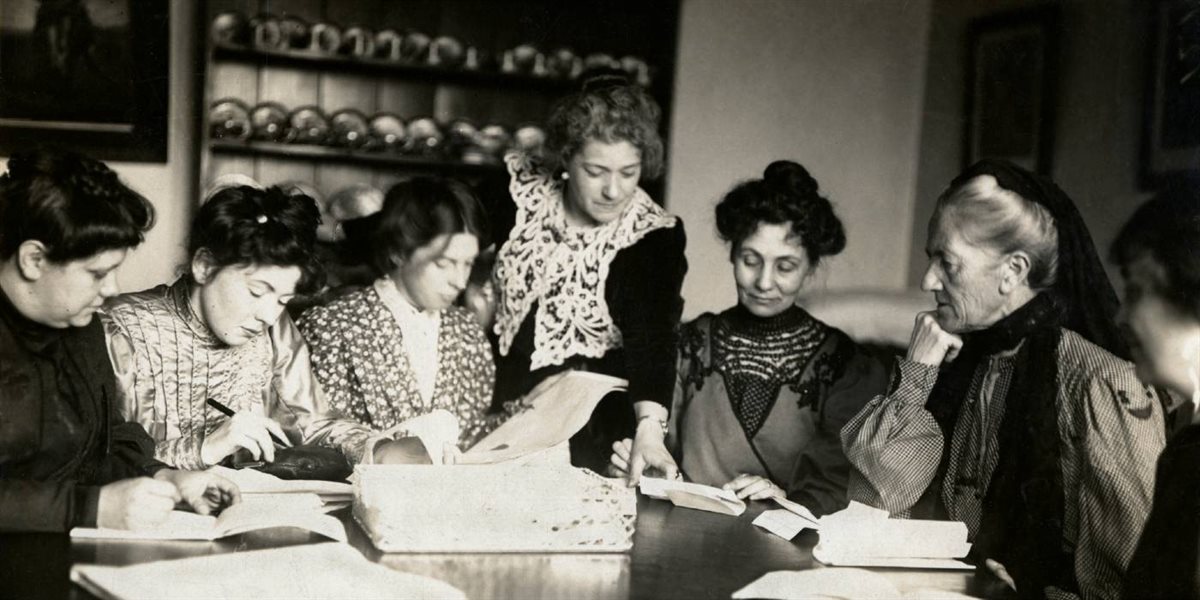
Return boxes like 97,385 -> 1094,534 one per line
666,0 -> 933,320
907,0 -> 1153,287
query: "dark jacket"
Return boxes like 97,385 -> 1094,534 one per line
0,288 -> 166,532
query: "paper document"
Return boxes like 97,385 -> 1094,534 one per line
638,477 -> 746,516
732,569 -> 980,600
70,542 -> 465,600
461,371 -> 627,465
753,509 -> 814,540
70,495 -> 346,542
771,496 -> 821,527
811,501 -> 972,568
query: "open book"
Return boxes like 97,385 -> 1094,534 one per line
461,371 -> 628,465
638,477 -> 747,516
70,493 -> 346,542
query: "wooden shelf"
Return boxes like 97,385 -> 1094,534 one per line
212,43 -> 578,92
209,139 -> 505,175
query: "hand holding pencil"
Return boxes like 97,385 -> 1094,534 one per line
200,398 -> 293,467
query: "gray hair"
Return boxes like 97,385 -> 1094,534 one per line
934,174 -> 1059,289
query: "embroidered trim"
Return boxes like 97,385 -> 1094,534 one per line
493,151 -> 676,370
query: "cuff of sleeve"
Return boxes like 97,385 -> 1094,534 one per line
73,485 -> 101,529
889,358 -> 941,405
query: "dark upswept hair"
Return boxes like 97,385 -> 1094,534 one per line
544,71 -> 664,179
715,160 -> 846,267
0,148 -> 154,261
369,177 -> 488,273
189,185 -> 323,294
1111,183 -> 1200,320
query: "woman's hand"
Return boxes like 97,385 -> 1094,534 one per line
723,474 -> 785,501
906,311 -> 964,366
154,469 -> 241,515
985,558 -> 1017,593
96,477 -> 180,531
200,412 -> 291,466
609,438 -> 633,478
626,421 -> 679,487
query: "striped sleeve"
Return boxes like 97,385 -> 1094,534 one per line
841,358 -> 945,516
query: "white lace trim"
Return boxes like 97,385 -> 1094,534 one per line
493,151 -> 676,370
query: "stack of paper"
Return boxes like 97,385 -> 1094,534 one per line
354,463 -> 637,553
70,542 -> 465,600
812,502 -> 973,570
209,465 -> 352,508
638,477 -> 747,516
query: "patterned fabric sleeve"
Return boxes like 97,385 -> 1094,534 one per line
296,305 -> 361,421
267,312 -> 372,463
1069,365 -> 1165,600
102,315 -> 207,470
455,312 -> 500,447
841,358 -> 944,516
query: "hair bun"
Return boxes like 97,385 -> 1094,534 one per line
763,160 -> 818,196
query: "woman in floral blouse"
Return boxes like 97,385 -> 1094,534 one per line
299,178 -> 497,451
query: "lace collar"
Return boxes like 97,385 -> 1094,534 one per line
493,151 -> 677,370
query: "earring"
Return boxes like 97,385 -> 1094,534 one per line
560,171 -> 569,180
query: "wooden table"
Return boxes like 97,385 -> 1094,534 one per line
0,498 -> 978,600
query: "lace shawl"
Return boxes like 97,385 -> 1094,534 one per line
493,151 -> 676,370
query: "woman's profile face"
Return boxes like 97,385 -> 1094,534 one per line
562,139 -> 642,227
392,232 -> 479,312
921,215 -> 1009,333
1118,253 -> 1200,395
190,256 -> 301,346
733,222 -> 810,318
29,247 -> 127,328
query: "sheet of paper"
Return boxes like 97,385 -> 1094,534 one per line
638,477 -> 746,516
461,371 -> 627,465
770,496 -> 821,528
732,568 -> 903,600
752,509 -> 815,540
209,465 -> 352,497
70,542 -> 466,600
72,511 -> 219,541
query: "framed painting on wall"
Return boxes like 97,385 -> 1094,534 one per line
0,0 -> 169,162
1142,0 -> 1200,187
964,7 -> 1059,174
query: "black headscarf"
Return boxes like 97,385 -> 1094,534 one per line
914,159 -> 1127,598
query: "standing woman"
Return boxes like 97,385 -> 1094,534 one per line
299,178 -> 497,452
491,73 -> 687,478
610,161 -> 889,515
1116,187 -> 1200,600
102,185 -> 377,470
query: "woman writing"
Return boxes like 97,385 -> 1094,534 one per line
102,185 -> 384,469
609,161 -> 888,515
491,73 -> 686,479
299,178 -> 497,456
841,160 -> 1163,599
1115,187 -> 1200,600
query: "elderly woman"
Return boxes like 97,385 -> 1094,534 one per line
842,160 -> 1164,599
102,185 -> 399,470
609,161 -> 887,515
491,73 -> 687,479
0,149 -> 237,532
1115,188 -> 1200,600
299,178 -> 497,456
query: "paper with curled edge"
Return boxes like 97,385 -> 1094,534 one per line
810,501 -> 974,569
461,371 -> 627,465
638,477 -> 746,516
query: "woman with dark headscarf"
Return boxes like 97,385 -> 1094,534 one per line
842,160 -> 1164,599
1114,185 -> 1200,600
